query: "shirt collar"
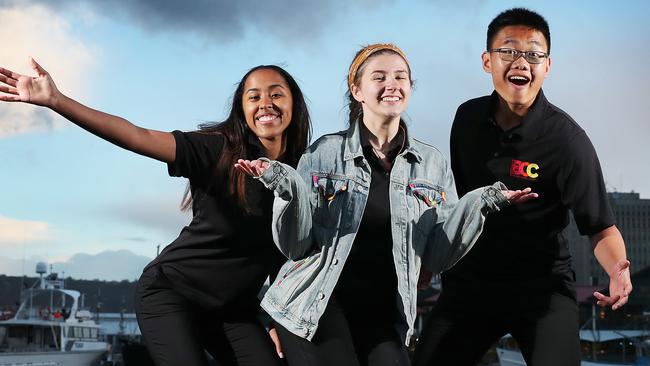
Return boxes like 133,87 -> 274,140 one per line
359,121 -> 407,159
487,89 -> 550,140
343,119 -> 421,162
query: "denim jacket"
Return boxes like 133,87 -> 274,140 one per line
257,122 -> 507,345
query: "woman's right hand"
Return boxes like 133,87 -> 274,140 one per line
0,57 -> 60,108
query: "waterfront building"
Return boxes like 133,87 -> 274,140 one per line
570,191 -> 650,286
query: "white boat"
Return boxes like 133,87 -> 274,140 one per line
497,330 -> 650,366
0,263 -> 110,366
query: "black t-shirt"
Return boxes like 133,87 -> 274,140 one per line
443,90 -> 615,299
336,123 -> 407,318
144,130 -> 285,311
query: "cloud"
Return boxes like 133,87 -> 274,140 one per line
0,4 -> 96,138
53,250 -> 151,280
0,250 -> 152,281
0,0 -> 385,44
122,237 -> 149,243
0,215 -> 51,244
102,195 -> 191,235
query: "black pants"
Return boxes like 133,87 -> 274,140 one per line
275,295 -> 410,366
413,290 -> 580,366
135,267 -> 282,366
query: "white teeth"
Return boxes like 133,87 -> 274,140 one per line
382,96 -> 400,102
509,76 -> 529,81
257,115 -> 277,122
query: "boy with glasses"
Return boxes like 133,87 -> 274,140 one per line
414,8 -> 631,366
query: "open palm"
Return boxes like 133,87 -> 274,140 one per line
594,260 -> 632,310
0,58 -> 59,107
503,187 -> 538,204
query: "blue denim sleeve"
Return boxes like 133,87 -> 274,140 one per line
256,155 -> 315,260
423,159 -> 509,273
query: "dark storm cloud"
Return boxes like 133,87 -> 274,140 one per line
0,0 -> 370,43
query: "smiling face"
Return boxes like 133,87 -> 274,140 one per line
483,25 -> 551,113
351,53 -> 412,123
242,68 -> 293,142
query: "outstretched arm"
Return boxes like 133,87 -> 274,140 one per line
423,155 -> 537,273
425,183 -> 537,273
0,58 -> 175,163
236,157 -> 314,259
591,225 -> 632,310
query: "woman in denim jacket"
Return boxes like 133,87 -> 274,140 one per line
237,44 -> 536,366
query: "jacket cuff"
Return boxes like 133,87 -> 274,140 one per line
482,181 -> 509,212
256,159 -> 289,191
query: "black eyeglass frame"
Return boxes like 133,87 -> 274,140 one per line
489,48 -> 549,64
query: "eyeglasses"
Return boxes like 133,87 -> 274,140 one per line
489,48 -> 549,64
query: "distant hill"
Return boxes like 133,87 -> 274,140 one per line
0,275 -> 137,313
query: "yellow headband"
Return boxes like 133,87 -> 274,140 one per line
347,43 -> 409,91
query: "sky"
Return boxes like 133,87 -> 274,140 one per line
1,0 -> 648,281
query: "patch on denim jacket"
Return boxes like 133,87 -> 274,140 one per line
408,182 -> 446,207
311,174 -> 351,228
277,256 -> 312,286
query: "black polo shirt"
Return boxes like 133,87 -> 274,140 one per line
143,131 -> 286,311
443,90 -> 615,298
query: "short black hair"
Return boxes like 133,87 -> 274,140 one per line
487,8 -> 551,54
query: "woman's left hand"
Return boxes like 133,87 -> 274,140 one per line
502,187 -> 538,204
234,159 -> 269,177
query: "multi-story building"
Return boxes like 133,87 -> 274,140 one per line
570,191 -> 650,286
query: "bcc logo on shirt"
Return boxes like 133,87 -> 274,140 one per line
510,159 -> 540,180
